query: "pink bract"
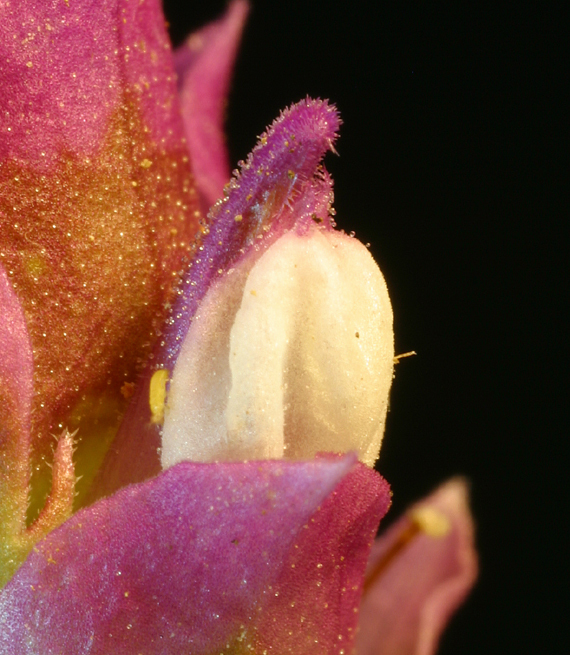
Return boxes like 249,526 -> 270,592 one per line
175,0 -> 250,213
358,479 -> 478,655
0,456 -> 391,655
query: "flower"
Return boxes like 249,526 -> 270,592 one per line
0,1 -> 476,653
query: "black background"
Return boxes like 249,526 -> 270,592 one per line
163,2 -> 567,653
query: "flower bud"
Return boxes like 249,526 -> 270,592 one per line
161,222 -> 393,467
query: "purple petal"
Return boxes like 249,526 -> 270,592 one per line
92,99 -> 340,497
0,456 -> 390,654
0,0 -> 201,504
175,0 -> 250,212
357,479 -> 478,655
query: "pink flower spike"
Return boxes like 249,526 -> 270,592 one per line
357,479 -> 478,655
0,456 -> 391,655
175,0 -> 250,213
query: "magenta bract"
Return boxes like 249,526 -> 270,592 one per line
0,456 -> 390,655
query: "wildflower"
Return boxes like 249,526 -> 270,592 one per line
0,2 -> 476,653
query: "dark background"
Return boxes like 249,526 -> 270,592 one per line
163,2 -> 567,653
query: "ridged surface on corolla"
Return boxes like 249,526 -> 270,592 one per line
90,98 -> 349,494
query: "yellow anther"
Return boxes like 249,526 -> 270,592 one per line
409,506 -> 451,538
149,368 -> 169,424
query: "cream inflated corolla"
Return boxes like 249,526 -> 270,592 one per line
162,222 -> 393,466
94,97 -> 394,490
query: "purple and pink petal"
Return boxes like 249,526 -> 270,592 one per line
0,264 -> 34,553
